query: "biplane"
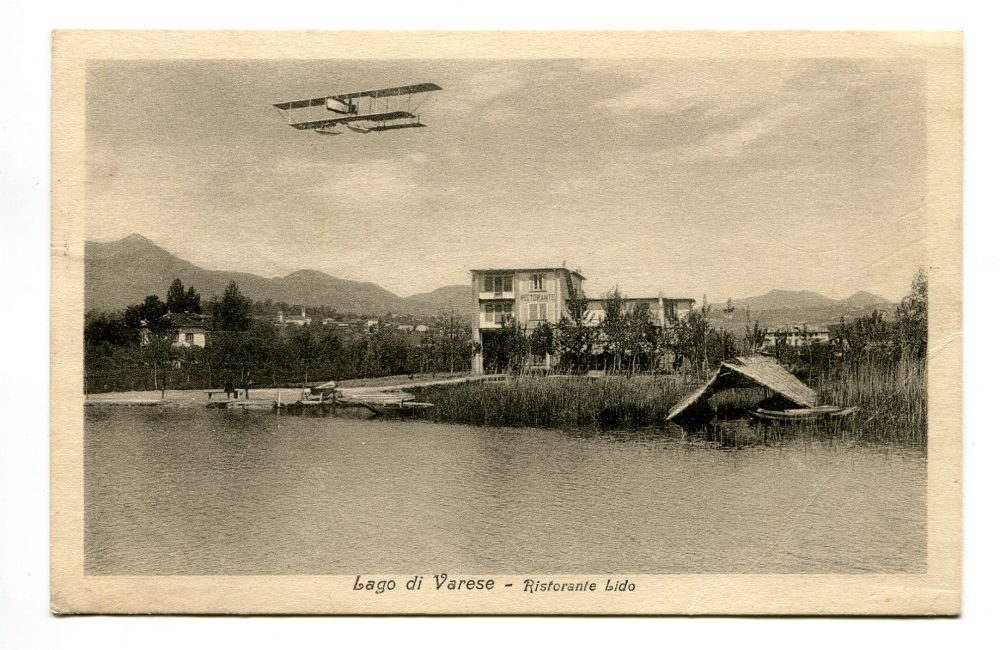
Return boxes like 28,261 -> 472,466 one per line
273,82 -> 442,136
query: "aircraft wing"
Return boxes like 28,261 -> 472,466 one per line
273,97 -> 328,110
367,122 -> 426,132
332,83 -> 442,100
289,111 -> 415,130
274,83 -> 441,109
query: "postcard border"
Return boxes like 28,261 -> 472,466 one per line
51,30 -> 962,615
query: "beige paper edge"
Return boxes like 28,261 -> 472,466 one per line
50,30 -> 963,615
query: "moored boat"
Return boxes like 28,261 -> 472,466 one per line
750,405 -> 859,422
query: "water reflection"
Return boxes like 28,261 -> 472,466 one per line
85,406 -> 926,575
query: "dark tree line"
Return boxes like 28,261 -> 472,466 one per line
480,268 -> 928,380
84,279 -> 473,393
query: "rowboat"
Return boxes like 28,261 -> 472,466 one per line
750,405 -> 859,422
336,391 -> 434,416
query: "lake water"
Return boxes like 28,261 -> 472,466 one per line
84,407 -> 926,575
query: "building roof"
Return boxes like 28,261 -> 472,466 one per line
163,312 -> 210,329
667,356 -> 817,422
470,267 -> 586,281
766,326 -> 831,334
586,296 -> 696,304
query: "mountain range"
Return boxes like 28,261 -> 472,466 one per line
708,289 -> 894,330
85,234 -> 895,325
85,234 -> 470,317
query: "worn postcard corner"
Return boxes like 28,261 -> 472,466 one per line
51,30 -> 962,616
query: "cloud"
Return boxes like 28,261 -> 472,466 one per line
312,158 -> 421,203
468,65 -> 527,104
593,60 -> 781,115
671,102 -> 801,161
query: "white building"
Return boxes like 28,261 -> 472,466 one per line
140,312 -> 209,348
763,325 -> 831,348
582,297 -> 694,329
469,267 -> 694,374
277,307 -> 312,326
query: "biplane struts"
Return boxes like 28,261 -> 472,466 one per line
273,82 -> 441,137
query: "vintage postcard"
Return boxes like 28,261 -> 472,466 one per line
51,31 -> 962,615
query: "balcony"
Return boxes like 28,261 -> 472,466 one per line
478,290 -> 515,300
478,315 -> 503,328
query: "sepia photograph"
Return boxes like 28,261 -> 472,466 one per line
49,30 -> 963,615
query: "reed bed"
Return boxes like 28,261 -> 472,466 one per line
814,354 -> 927,446
415,375 -> 690,429
415,356 -> 927,448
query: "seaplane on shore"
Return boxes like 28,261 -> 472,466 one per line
272,82 -> 442,136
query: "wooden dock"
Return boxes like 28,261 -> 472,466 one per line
85,374 -> 510,411
337,373 -> 507,396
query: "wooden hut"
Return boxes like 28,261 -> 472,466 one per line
667,356 -> 817,423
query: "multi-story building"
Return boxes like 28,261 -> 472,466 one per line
470,267 -> 694,374
470,267 -> 584,373
582,297 -> 694,329
763,325 -> 831,348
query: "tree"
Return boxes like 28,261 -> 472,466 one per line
123,295 -> 168,333
554,281 -> 595,373
166,278 -> 202,314
166,279 -> 187,312
677,297 -> 711,377
288,325 -> 318,383
897,268 -> 928,359
184,286 -> 202,314
528,321 -> 555,359
484,316 -> 528,373
85,311 -> 136,348
434,309 -> 473,373
624,301 -> 658,372
743,308 -> 766,355
600,287 -> 628,372
212,281 -> 252,332
139,328 -> 175,398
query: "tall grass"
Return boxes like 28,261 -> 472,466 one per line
414,355 -> 927,448
415,375 -> 689,429
815,353 -> 927,446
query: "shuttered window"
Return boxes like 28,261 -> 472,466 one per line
528,303 -> 548,321
483,275 -> 512,293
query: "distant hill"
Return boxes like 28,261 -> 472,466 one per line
729,289 -> 839,312
85,234 -> 469,317
87,234 -> 895,326
403,285 -> 473,316
710,288 -> 895,331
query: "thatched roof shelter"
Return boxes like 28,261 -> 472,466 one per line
667,356 -> 817,422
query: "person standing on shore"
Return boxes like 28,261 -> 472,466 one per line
244,374 -> 253,400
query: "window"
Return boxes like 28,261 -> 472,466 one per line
528,303 -> 548,322
531,273 -> 544,291
484,302 -> 512,324
483,275 -> 512,293
185,332 -> 195,344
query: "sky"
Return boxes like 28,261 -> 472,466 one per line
86,57 -> 926,301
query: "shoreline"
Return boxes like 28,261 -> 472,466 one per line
83,370 -> 487,408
